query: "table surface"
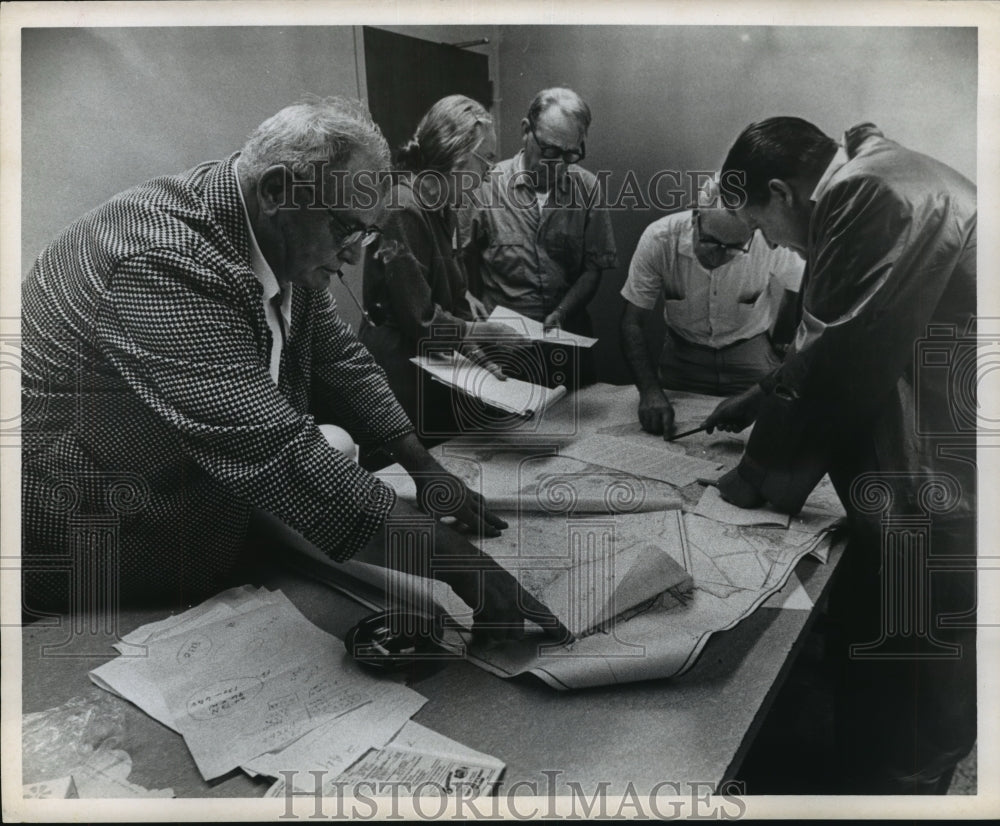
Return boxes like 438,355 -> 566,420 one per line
19,384 -> 846,799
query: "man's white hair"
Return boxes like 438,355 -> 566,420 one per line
240,96 -> 391,181
526,87 -> 592,133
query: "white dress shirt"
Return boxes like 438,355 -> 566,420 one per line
234,161 -> 292,384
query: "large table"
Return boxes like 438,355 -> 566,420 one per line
19,384 -> 845,800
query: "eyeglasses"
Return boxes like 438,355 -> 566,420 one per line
529,123 -> 586,164
326,209 -> 382,251
694,210 -> 753,254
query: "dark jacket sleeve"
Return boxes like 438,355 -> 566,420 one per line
370,206 -> 470,350
740,175 -> 966,511
98,247 -> 396,562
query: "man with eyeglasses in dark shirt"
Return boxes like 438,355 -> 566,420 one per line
463,87 -> 617,389
620,185 -> 803,438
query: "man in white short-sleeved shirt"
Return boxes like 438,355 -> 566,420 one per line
620,207 -> 803,437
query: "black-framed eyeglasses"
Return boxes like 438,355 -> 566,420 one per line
694,209 -> 753,254
326,208 -> 382,251
529,123 -> 585,164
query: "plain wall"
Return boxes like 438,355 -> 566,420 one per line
497,26 -> 978,383
21,26 -> 370,325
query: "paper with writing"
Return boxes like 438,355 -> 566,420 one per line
243,687 -> 426,780
93,589 -> 424,781
559,434 -> 724,488
154,600 -> 422,780
488,305 -> 597,348
94,586 -> 290,731
412,353 -> 567,417
266,720 -> 505,799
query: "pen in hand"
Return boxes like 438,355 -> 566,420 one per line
667,424 -> 708,441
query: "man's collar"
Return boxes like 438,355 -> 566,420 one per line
234,159 -> 281,302
810,144 -> 850,203
198,153 -> 252,268
677,210 -> 696,259
844,122 -> 884,157
810,124 -> 884,202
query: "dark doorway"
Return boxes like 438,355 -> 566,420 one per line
363,27 -> 492,159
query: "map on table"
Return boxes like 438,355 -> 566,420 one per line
294,511 -> 694,643
338,386 -> 844,687
468,511 -> 835,689
693,484 -> 792,527
476,510 -> 693,639
375,448 -> 683,514
557,433 -> 725,488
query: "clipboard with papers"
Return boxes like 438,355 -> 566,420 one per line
411,352 -> 567,419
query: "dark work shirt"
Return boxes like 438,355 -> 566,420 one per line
464,151 -> 617,322
363,176 -> 473,351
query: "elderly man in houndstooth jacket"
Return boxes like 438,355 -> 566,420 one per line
21,97 -> 565,645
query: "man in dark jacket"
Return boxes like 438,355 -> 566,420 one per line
706,118 -> 976,793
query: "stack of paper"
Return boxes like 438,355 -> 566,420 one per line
89,586 -> 501,793
412,352 -> 567,418
487,305 -> 598,348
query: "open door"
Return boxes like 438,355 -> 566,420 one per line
363,27 -> 493,157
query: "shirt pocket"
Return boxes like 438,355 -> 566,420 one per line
736,273 -> 768,305
662,296 -> 695,331
662,281 -> 687,302
483,230 -> 534,285
545,229 -> 583,271
737,285 -> 765,306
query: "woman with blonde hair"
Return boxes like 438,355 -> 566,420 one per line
361,94 -> 525,442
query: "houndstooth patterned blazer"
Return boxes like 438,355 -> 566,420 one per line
22,153 -> 412,607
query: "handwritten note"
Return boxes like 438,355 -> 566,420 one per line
155,601 -> 422,780
92,588 -> 425,782
266,720 -> 505,799
244,687 -> 426,780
